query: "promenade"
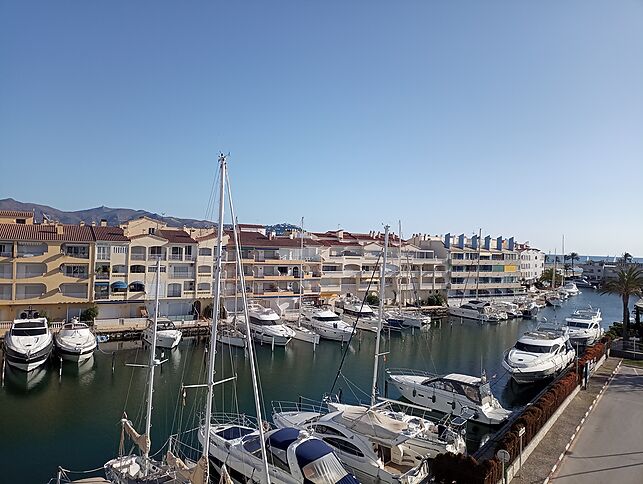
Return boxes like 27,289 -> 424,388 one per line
550,362 -> 643,483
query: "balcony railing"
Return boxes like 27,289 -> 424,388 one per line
0,251 -> 12,258
131,254 -> 146,261
169,254 -> 184,261
167,291 -> 182,298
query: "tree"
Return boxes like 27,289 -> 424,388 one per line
565,252 -> 580,276
540,268 -> 562,286
80,305 -> 99,323
600,266 -> 643,341
366,293 -> 380,306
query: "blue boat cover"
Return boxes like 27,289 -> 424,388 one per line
294,438 -> 332,467
268,427 -> 300,450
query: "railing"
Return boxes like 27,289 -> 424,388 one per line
169,254 -> 183,261
130,254 -> 146,261
167,291 -> 182,298
95,273 -> 109,280
169,272 -> 195,279
0,251 -> 12,257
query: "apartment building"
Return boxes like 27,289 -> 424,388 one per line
516,244 -> 545,284
0,216 -> 96,321
312,230 -> 448,305
222,225 -> 322,313
444,233 -> 524,300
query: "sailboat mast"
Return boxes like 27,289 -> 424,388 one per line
398,220 -> 402,312
474,228 -> 482,299
561,234 -> 565,283
298,217 -> 304,325
552,249 -> 557,289
371,225 -> 390,407
225,169 -> 272,484
143,257 -> 161,462
203,153 -> 227,467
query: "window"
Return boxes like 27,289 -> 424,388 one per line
312,425 -> 345,437
15,218 -> 26,224
168,283 -> 181,297
149,265 -> 167,273
112,246 -> 127,254
197,282 -> 210,292
97,245 -> 110,261
130,265 -> 145,274
148,227 -> 156,235
183,281 -> 195,291
64,265 -> 88,278
198,265 -> 211,274
199,247 -> 212,257
65,245 -> 89,258
322,437 -> 364,457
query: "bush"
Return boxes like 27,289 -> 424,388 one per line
365,294 -> 379,306
80,305 -> 99,323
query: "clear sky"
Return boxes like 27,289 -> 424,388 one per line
1,1 -> 641,256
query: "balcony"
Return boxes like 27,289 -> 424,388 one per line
131,254 -> 146,261
0,250 -> 13,258
17,243 -> 48,258
63,244 -> 90,259
169,271 -> 195,280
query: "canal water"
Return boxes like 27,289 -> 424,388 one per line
0,290 -> 624,483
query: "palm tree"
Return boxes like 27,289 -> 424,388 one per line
600,266 -> 643,341
565,252 -> 580,276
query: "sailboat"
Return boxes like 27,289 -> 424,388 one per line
103,258 -> 183,483
174,154 -> 356,484
272,226 -> 467,484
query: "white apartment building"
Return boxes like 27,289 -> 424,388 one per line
313,230 -> 448,305
444,233 -> 524,301
517,244 -> 545,284
222,225 -> 322,313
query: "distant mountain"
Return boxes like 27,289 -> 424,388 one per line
0,198 -> 215,228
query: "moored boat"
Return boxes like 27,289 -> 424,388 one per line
54,318 -> 97,363
3,310 -> 53,372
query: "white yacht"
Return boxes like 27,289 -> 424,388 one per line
217,322 -> 247,348
386,310 -> 431,329
238,303 -> 295,346
517,299 -> 539,319
503,326 -> 576,384
561,282 -> 580,296
564,308 -> 603,346
142,317 -> 182,349
335,296 -> 379,332
448,300 -> 504,323
3,311 -> 53,372
272,399 -> 465,484
302,308 -> 354,342
54,318 -> 97,363
545,293 -> 562,307
490,301 -> 521,319
386,370 -> 511,426
197,419 -> 359,484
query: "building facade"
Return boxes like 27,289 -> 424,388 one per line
517,244 -> 545,284
444,233 -> 524,301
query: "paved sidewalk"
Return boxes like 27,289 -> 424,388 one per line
551,363 -> 643,483
514,357 -> 619,484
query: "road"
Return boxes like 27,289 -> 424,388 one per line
552,363 -> 643,483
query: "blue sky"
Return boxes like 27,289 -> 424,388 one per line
1,1 -> 641,256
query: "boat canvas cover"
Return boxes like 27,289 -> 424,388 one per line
166,451 -> 208,484
332,405 -> 407,441
123,419 -> 150,454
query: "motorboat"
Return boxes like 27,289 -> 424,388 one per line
237,303 -> 295,346
386,370 -> 511,426
3,310 -> 53,372
561,282 -> 580,296
142,317 -> 182,349
272,399 -> 466,484
545,293 -> 562,307
448,300 -> 505,323
217,322 -> 247,348
517,300 -> 539,319
302,308 -> 354,342
564,307 -> 603,346
385,310 -> 431,329
197,417 -> 359,484
285,322 -> 321,345
502,325 -> 576,384
54,318 -> 97,363
334,295 -> 379,332
569,278 -> 595,289
490,301 -> 521,319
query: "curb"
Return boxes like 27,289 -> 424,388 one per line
543,359 -> 622,483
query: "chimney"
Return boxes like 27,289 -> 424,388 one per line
56,223 -> 64,235
79,221 -> 85,227
100,219 -> 108,227
444,233 -> 451,248
91,221 -> 96,227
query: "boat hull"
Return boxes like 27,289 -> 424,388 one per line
142,330 -> 182,349
4,340 -> 53,372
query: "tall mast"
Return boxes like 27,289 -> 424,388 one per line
561,234 -> 565,283
143,257 -> 161,466
398,220 -> 402,312
474,228 -> 482,299
225,168 -> 272,484
552,249 -> 557,289
371,225 -> 390,407
298,217 -> 304,325
202,153 -> 227,470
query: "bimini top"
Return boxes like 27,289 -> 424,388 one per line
267,427 -> 301,451
443,373 -> 483,386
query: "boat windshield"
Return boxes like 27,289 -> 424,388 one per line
157,321 -> 177,330
515,342 -> 551,353
250,316 -> 277,326
301,452 -> 349,484
315,316 -> 341,322
567,321 -> 590,329
12,327 -> 47,336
